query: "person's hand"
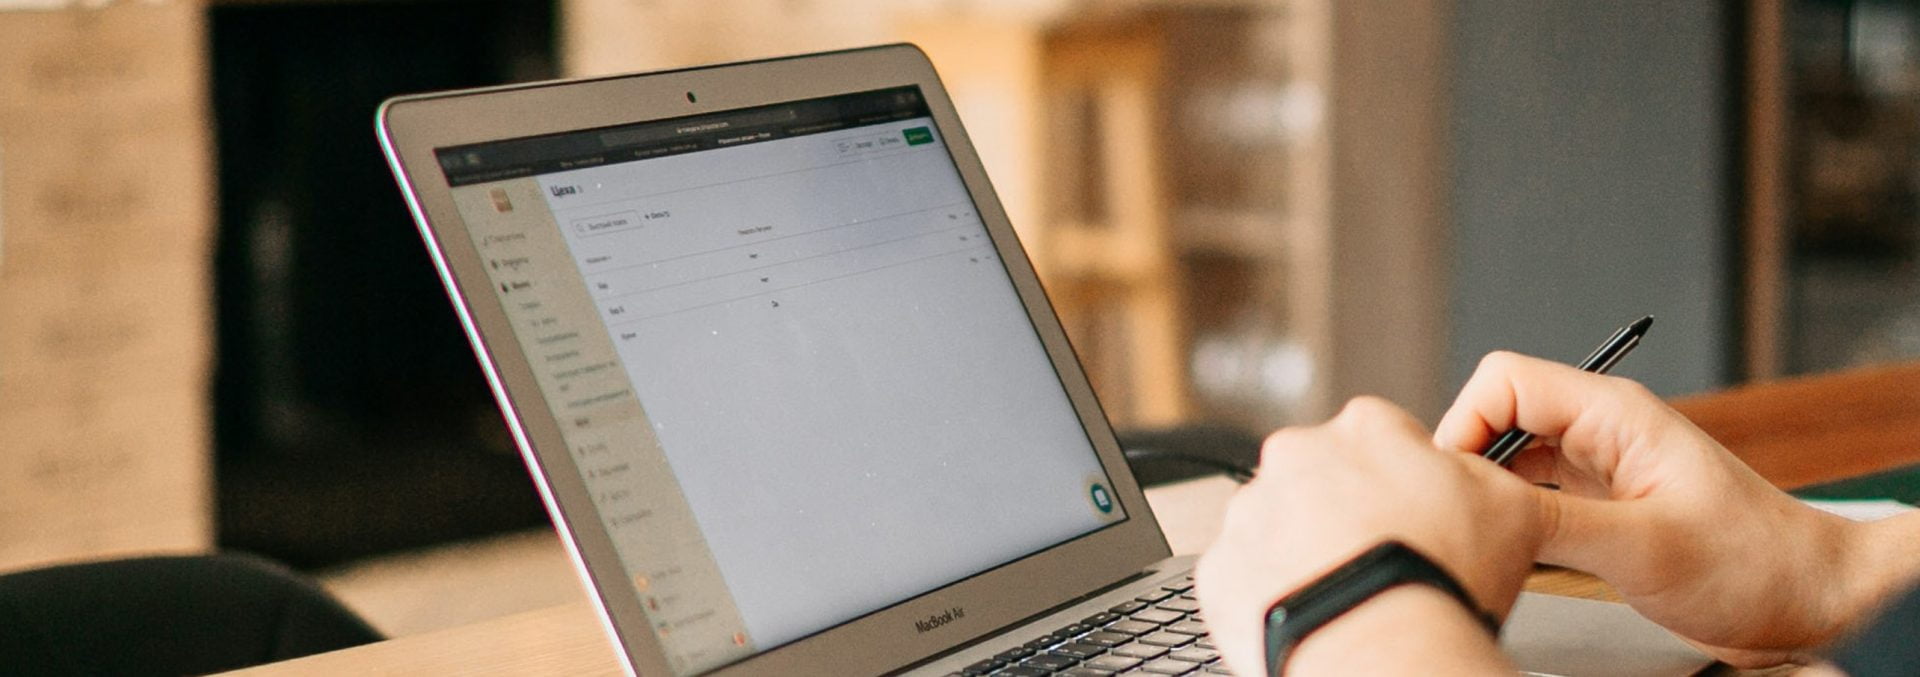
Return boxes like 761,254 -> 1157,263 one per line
1195,397 -> 1545,676
1433,351 -> 1899,667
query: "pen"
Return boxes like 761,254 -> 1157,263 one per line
1480,315 -> 1654,466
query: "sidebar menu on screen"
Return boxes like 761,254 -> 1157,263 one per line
447,178 -> 756,673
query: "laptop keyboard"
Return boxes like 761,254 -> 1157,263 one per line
945,574 -> 1228,677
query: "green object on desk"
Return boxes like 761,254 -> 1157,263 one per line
1790,462 -> 1920,506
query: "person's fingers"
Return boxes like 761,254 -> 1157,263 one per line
1255,425 -> 1318,472
1433,351 -> 1661,473
1683,641 -> 1801,670
1532,490 -> 1647,570
1434,352 -> 1593,451
1331,395 -> 1428,439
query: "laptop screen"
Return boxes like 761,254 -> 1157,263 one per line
433,86 -> 1125,675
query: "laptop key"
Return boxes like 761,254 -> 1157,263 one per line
1022,654 -> 1078,671
1203,666 -> 1234,675
994,667 -> 1050,677
994,647 -> 1035,663
1057,669 -> 1112,677
1022,638 -> 1057,652
1134,589 -> 1177,604
1105,620 -> 1159,636
1169,647 -> 1218,664
1052,642 -> 1106,660
1193,639 -> 1216,650
962,657 -> 1004,675
1080,611 -> 1123,626
1141,658 -> 1200,675
1109,600 -> 1149,614
1111,643 -> 1169,660
1162,583 -> 1194,593
1083,653 -> 1144,672
1164,621 -> 1208,636
1130,608 -> 1185,625
1138,631 -> 1195,648
1156,598 -> 1201,614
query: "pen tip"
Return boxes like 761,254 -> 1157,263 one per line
1630,315 -> 1654,333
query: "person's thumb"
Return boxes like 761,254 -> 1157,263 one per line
1534,490 -> 1645,573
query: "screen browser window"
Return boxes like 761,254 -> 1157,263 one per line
435,87 -> 1122,675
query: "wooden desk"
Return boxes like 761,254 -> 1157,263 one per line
1672,361 -> 1920,491
231,362 -> 1920,675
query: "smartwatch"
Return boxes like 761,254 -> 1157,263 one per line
1263,541 -> 1500,676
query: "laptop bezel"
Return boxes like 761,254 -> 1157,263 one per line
376,44 -> 1172,676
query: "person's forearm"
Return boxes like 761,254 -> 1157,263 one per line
1280,585 -> 1511,675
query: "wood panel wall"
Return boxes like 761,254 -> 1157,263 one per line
0,2 -> 212,571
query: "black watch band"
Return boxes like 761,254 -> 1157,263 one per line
1262,541 -> 1500,676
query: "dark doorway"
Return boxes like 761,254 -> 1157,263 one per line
210,0 -> 557,568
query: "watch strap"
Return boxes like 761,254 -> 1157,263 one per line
1262,541 -> 1499,676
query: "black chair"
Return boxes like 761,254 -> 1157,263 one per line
0,553 -> 381,676
1118,423 -> 1262,486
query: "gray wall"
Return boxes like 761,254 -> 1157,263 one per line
1447,1 -> 1730,398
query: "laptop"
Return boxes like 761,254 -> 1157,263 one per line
376,44 -> 1710,676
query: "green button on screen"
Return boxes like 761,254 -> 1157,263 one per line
903,127 -> 934,146
1090,483 -> 1114,514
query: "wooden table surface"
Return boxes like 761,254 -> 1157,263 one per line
230,361 -> 1920,675
1672,361 -> 1920,491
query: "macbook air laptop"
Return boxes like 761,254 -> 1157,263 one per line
376,44 -> 1710,676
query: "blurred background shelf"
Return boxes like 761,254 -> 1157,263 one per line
1742,0 -> 1920,383
0,3 -> 214,573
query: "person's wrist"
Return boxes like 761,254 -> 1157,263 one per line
1833,512 -> 1920,641
1283,584 -> 1507,675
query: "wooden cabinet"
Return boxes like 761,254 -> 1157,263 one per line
1741,0 -> 1920,382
